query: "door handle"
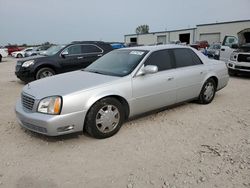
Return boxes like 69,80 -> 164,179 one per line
221,48 -> 225,51
77,56 -> 83,59
167,77 -> 174,81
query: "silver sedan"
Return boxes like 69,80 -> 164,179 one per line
15,45 -> 229,138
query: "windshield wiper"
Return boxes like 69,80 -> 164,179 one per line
82,69 -> 106,75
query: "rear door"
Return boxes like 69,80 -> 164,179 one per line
131,49 -> 177,115
80,44 -> 104,68
172,48 -> 207,102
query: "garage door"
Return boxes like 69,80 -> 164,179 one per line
200,33 -> 220,44
157,35 -> 167,44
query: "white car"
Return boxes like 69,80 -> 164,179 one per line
0,48 -> 8,62
11,47 -> 34,58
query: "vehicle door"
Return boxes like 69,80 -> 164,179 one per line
172,48 -> 207,103
220,36 -> 238,62
131,49 -> 177,115
80,44 -> 104,68
58,44 -> 84,72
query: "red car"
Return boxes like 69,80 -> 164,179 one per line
5,45 -> 23,55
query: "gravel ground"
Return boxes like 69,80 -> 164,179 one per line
0,57 -> 249,188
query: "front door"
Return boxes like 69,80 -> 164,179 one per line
131,49 -> 176,116
58,44 -> 84,73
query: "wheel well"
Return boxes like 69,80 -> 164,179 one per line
88,95 -> 130,120
35,65 -> 56,77
209,76 -> 218,88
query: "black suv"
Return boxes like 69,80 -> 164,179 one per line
15,41 -> 113,82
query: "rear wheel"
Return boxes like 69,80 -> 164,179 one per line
0,55 -> 2,62
198,78 -> 216,104
35,67 -> 55,80
85,98 -> 125,139
17,53 -> 23,58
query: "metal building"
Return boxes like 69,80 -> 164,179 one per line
124,20 -> 250,45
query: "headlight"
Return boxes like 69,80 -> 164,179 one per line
22,60 -> 34,67
37,96 -> 62,115
230,52 -> 237,61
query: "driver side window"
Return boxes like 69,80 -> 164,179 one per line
64,45 -> 82,55
223,36 -> 238,47
144,50 -> 173,71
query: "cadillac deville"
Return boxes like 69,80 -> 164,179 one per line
15,45 -> 229,139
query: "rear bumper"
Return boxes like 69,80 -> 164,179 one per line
15,99 -> 87,136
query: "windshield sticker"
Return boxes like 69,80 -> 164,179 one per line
130,51 -> 144,55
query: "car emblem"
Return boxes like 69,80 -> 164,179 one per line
27,83 -> 30,89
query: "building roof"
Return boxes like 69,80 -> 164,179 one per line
125,20 -> 250,37
125,28 -> 196,37
197,19 -> 250,27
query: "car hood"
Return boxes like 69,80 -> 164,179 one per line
17,55 -> 49,63
22,70 -> 120,99
238,28 -> 250,46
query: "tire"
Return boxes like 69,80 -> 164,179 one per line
0,55 -> 2,62
228,69 -> 237,76
17,53 -> 23,58
198,78 -> 216,104
35,67 -> 55,80
85,98 -> 125,139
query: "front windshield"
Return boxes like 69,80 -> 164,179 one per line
44,45 -> 65,56
85,49 -> 148,77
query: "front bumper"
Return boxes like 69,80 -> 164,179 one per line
15,99 -> 87,136
15,64 -> 35,82
227,60 -> 250,73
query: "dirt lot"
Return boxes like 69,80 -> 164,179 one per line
0,57 -> 249,188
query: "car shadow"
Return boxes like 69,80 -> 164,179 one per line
230,74 -> 250,79
21,127 -> 93,142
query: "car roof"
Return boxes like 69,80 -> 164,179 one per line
120,44 -> 190,52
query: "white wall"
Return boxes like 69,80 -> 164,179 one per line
197,21 -> 250,43
124,20 -> 250,45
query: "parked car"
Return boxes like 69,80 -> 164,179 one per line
110,43 -> 126,49
190,41 -> 209,50
220,29 -> 250,75
0,47 -> 8,62
24,45 -> 53,57
11,47 -> 34,58
6,45 -> 23,55
15,45 -> 229,138
15,41 -> 113,82
207,43 -> 221,60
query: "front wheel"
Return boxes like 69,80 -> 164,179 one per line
0,55 -> 2,62
17,53 -> 23,58
198,78 -> 216,104
85,98 -> 125,139
35,67 -> 55,80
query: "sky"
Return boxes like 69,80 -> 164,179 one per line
0,0 -> 250,46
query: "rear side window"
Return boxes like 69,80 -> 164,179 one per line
144,49 -> 173,71
173,48 -> 202,68
82,45 -> 102,54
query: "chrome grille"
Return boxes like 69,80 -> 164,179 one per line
21,93 -> 35,111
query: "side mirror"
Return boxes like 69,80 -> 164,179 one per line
61,51 -> 68,58
137,65 -> 158,76
231,44 -> 239,49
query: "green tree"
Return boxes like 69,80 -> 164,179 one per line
135,25 -> 149,34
